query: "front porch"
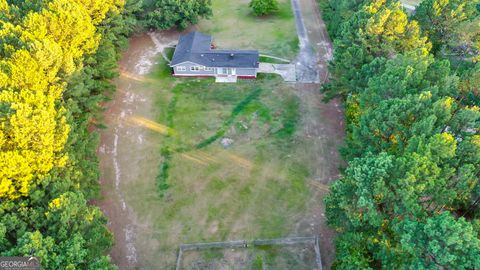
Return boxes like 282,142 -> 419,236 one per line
215,75 -> 238,83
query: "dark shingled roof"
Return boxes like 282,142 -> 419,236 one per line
170,32 -> 259,68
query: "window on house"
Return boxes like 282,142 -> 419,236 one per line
205,67 -> 214,71
177,66 -> 186,71
190,66 -> 204,71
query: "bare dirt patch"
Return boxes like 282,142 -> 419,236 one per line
96,29 -> 190,270
291,0 -> 342,268
181,245 -> 318,269
292,83 -> 344,269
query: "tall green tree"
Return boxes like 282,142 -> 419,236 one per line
0,0 -> 138,268
141,0 -> 212,30
319,0 -> 369,39
396,213 -> 480,269
322,0 -> 430,100
459,62 -> 480,106
321,0 -> 480,268
415,0 -> 480,61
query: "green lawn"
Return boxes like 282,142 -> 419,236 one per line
124,62 -> 312,267
119,2 -> 311,267
198,0 -> 299,59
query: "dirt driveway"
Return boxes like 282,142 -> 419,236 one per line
290,0 -> 342,268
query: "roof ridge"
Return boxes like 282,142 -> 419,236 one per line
170,31 -> 259,68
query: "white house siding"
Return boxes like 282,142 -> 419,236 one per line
173,62 -> 257,77
173,62 -> 215,76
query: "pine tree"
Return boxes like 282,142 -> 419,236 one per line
415,0 -> 480,61
142,0 -> 212,30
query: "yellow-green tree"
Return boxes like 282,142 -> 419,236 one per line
415,0 -> 480,61
363,0 -> 431,56
0,0 -> 119,198
2,0 -> 134,268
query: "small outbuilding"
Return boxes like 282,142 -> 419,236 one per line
170,32 -> 260,82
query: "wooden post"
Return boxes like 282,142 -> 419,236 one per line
314,236 -> 323,270
175,248 -> 183,270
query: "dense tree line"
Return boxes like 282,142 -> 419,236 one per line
0,0 -> 138,268
321,0 -> 480,268
415,0 -> 480,61
139,0 -> 212,30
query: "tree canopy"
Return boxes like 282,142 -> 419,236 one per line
0,0 -> 137,268
321,0 -> 431,100
415,0 -> 480,61
141,0 -> 212,30
321,0 -> 480,268
249,0 -> 279,16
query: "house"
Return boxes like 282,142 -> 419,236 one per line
170,32 -> 260,82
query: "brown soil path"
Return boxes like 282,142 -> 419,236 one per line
96,30 -> 187,270
291,0 -> 342,269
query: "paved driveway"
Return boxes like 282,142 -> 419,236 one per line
291,0 -> 320,83
258,63 -> 296,82
258,0 -> 331,83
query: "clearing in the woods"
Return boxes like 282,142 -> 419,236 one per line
97,0 -> 343,269
198,0 -> 299,59
401,0 -> 423,7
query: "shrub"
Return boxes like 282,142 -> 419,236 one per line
249,0 -> 279,16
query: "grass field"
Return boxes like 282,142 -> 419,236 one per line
122,57 -> 314,266
198,0 -> 299,59
113,1 -> 319,268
